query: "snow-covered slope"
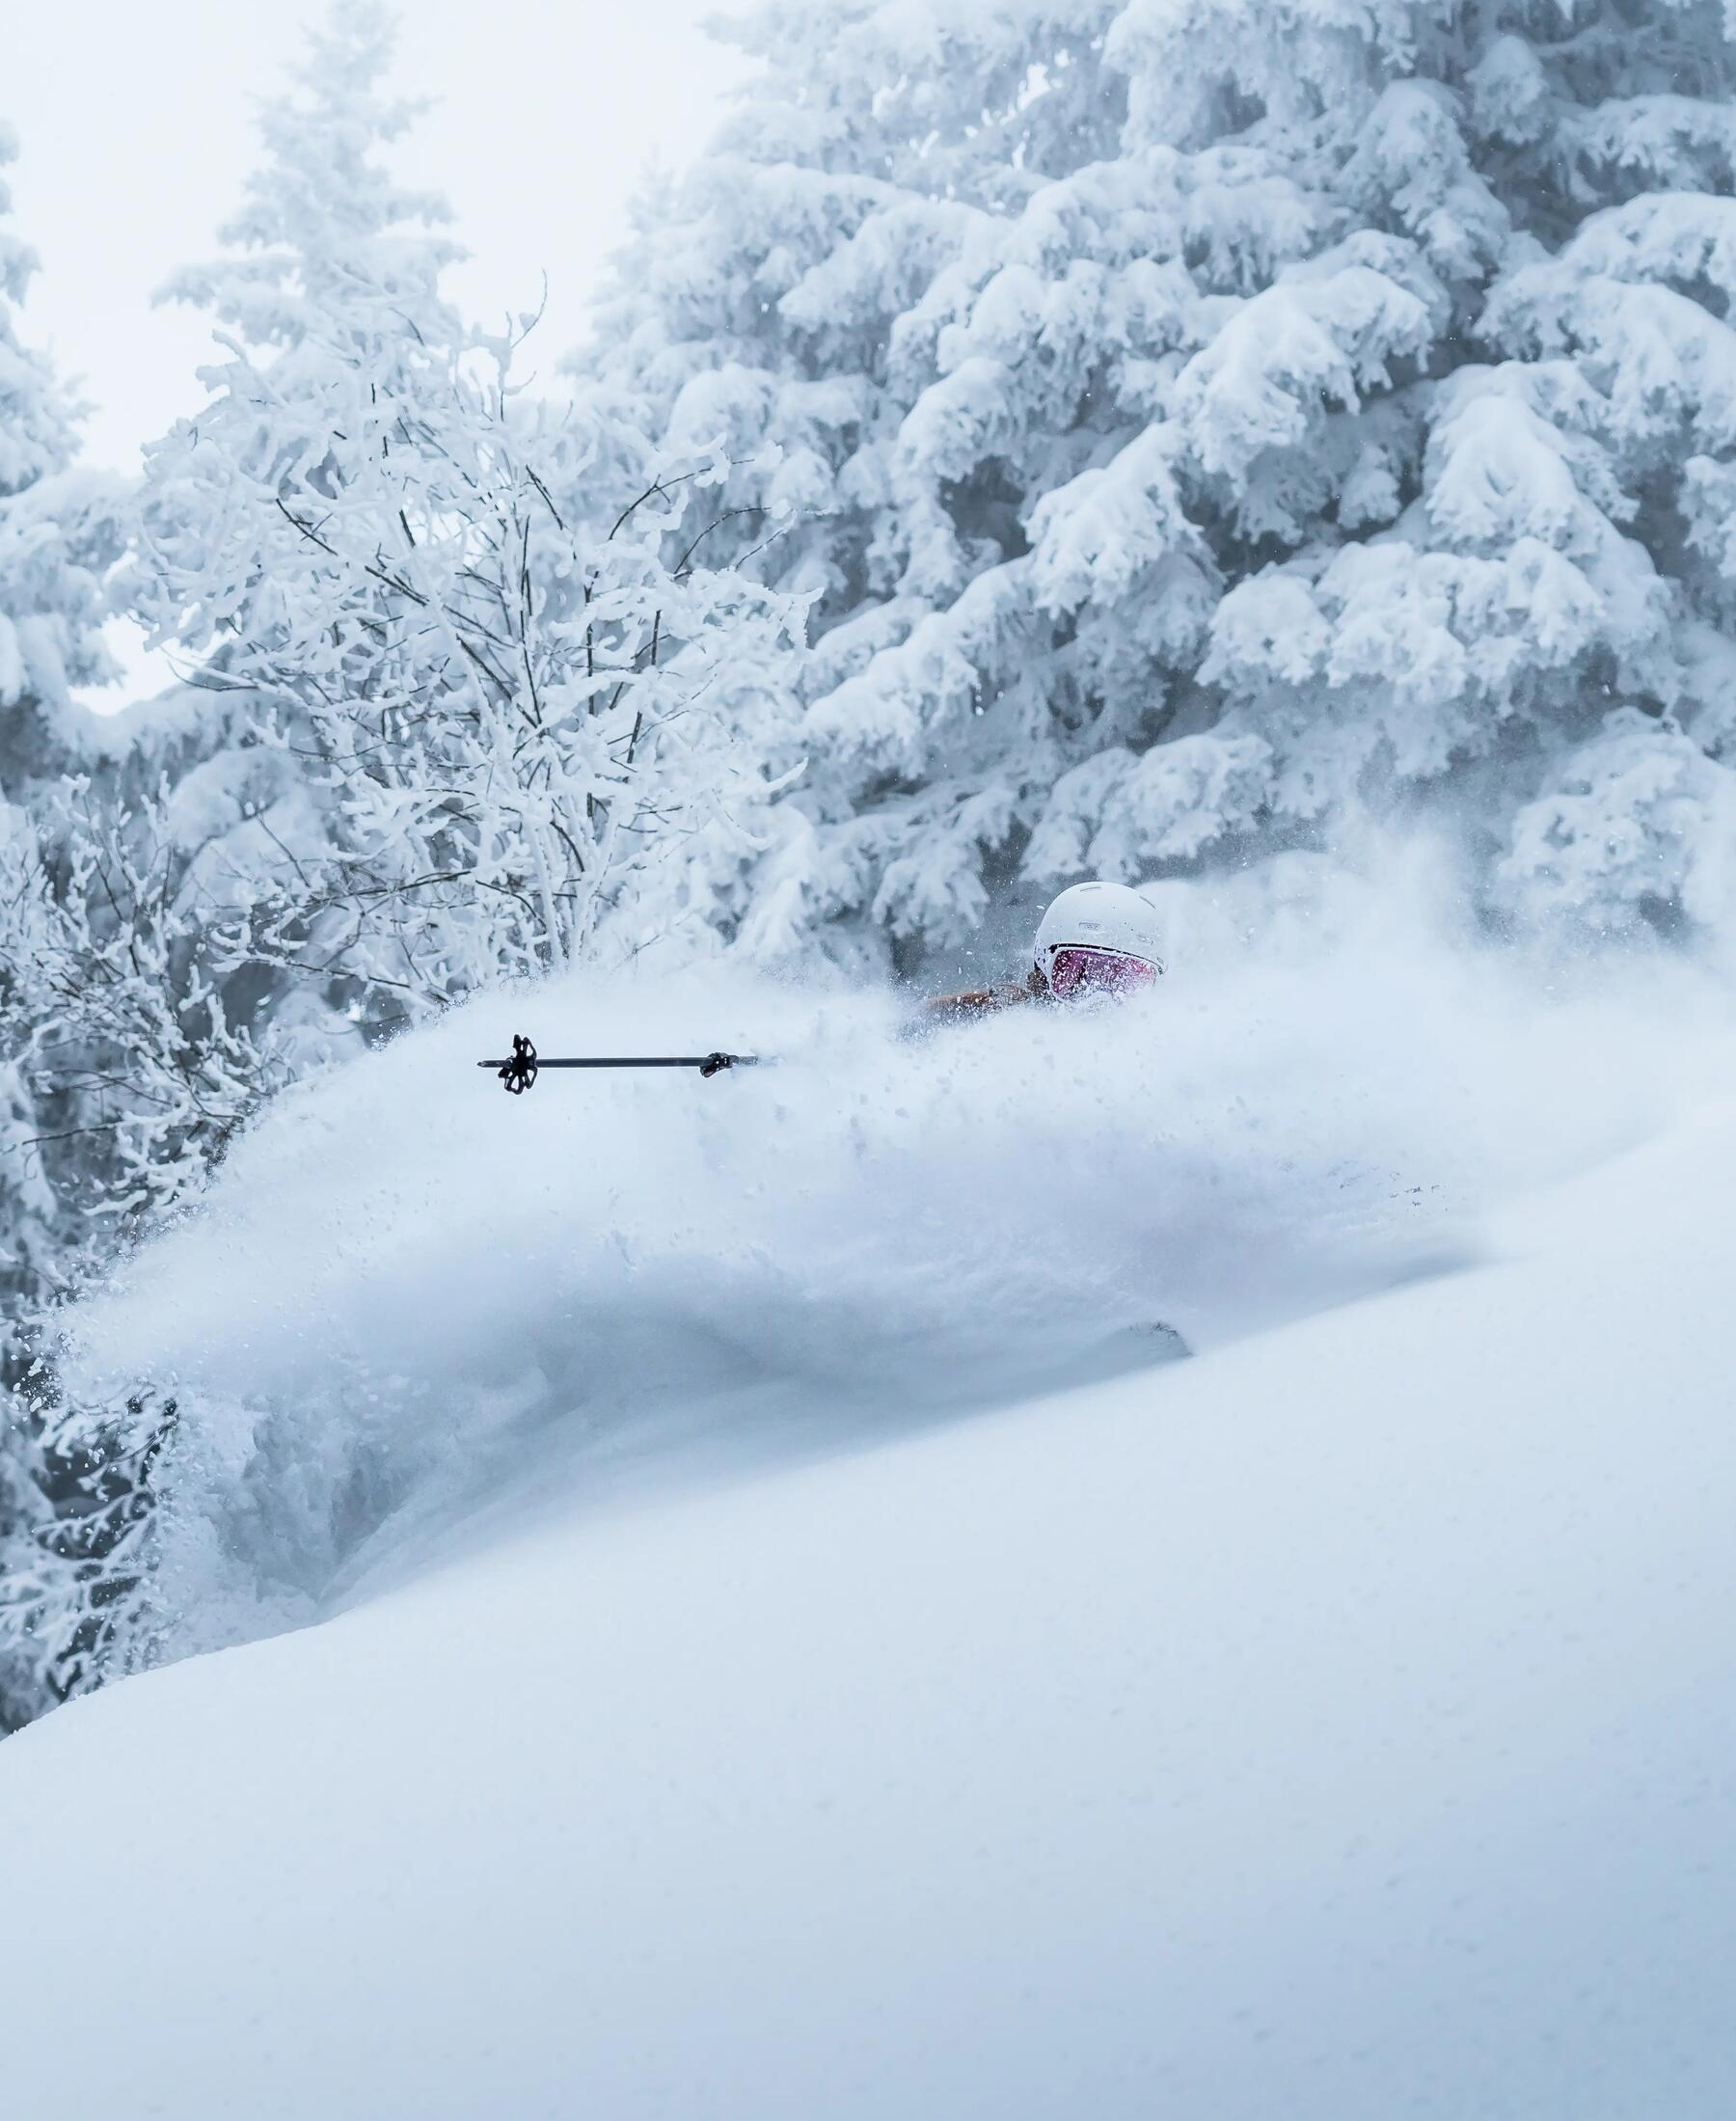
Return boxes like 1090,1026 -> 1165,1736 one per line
4,1042 -> 1735,2117
37,923 -> 1611,1666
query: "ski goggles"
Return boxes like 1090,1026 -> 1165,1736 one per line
1045,944 -> 1162,999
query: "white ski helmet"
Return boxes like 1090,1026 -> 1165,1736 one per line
1032,881 -> 1166,994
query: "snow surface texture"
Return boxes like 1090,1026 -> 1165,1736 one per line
3,939 -> 1735,2118
49,864 -> 1722,1664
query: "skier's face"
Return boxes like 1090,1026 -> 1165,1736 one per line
1046,945 -> 1161,1001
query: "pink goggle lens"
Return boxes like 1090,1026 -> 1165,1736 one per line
1047,945 -> 1161,999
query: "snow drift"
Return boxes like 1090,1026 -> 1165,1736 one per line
56,862 -> 1727,1662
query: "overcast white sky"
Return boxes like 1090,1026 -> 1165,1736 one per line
10,0 -> 744,468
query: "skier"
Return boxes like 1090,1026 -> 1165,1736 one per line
480,880 -> 1168,1091
924,881 -> 1166,1022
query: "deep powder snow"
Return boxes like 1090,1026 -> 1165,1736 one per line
57,871 -> 1728,1658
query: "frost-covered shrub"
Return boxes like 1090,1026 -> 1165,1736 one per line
131,5 -> 807,1012
1502,707 -> 1736,934
574,0 -> 1736,962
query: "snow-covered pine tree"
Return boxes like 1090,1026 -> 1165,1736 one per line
575,0 -> 1736,965
132,1 -> 805,1016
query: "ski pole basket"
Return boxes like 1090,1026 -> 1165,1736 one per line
479,1034 -> 762,1095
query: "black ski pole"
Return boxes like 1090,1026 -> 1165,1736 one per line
478,1034 -> 765,1096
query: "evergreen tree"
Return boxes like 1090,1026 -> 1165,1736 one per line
576,0 -> 1736,965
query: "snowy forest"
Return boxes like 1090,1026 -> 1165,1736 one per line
3,0 -> 1735,1731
